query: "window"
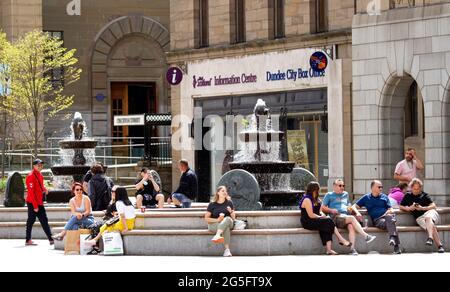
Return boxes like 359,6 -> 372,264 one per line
315,0 -> 328,33
233,0 -> 246,43
404,81 -> 424,138
197,0 -> 209,48
44,31 -> 64,87
273,0 -> 285,39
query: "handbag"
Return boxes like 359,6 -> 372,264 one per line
105,216 -> 120,227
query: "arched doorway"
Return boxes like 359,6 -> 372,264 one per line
378,74 -> 425,188
90,16 -> 170,156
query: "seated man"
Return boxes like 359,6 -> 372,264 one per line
171,159 -> 198,208
352,180 -> 402,254
322,179 -> 376,256
400,178 -> 445,253
135,168 -> 164,209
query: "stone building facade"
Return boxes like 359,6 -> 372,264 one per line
169,0 -> 355,198
353,0 -> 450,204
1,0 -> 171,149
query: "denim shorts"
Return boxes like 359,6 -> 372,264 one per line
172,193 -> 192,208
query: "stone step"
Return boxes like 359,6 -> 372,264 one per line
55,226 -> 450,256
0,222 -> 66,240
0,203 -> 210,222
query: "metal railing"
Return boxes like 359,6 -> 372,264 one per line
1,136 -> 172,174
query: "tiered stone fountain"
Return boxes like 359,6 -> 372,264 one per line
47,113 -> 99,203
219,99 -> 307,210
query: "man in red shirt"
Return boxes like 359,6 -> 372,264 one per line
25,159 -> 54,246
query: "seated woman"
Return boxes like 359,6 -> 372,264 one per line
205,186 -> 235,257
87,187 -> 136,246
53,183 -> 95,240
300,182 -> 351,255
388,183 -> 408,208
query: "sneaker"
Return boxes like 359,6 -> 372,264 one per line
426,238 -> 434,246
393,245 -> 402,255
366,235 -> 376,244
25,240 -> 37,246
350,248 -> 359,256
223,249 -> 232,257
212,235 -> 225,244
389,237 -> 396,246
438,246 -> 445,253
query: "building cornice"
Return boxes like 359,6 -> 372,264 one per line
167,28 -> 352,63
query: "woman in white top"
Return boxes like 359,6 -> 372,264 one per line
53,182 -> 95,241
87,187 -> 136,246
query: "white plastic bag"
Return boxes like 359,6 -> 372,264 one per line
103,232 -> 124,256
79,233 -> 93,256
234,219 -> 247,230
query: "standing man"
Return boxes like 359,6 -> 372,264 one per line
394,148 -> 424,184
135,168 -> 165,209
352,180 -> 402,254
171,159 -> 198,208
25,159 -> 54,246
322,179 -> 376,255
400,178 -> 445,253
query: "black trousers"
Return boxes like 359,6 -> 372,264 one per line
26,203 -> 53,241
302,217 -> 336,246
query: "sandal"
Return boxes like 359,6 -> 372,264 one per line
339,240 -> 351,247
326,250 -> 339,256
52,235 -> 64,241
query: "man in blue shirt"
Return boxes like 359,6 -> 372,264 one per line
352,180 -> 402,254
322,179 -> 376,255
171,159 -> 198,208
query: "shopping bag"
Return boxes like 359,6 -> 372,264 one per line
64,229 -> 91,255
80,233 -> 93,256
102,232 -> 124,256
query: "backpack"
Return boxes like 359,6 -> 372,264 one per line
89,176 -> 113,211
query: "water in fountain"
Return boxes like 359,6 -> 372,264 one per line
48,112 -> 100,202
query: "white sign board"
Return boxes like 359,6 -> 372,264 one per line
114,115 -> 145,126
184,48 -> 329,97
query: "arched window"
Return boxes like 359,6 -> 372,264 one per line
404,81 -> 424,139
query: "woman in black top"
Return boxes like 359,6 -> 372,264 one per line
205,186 -> 236,257
300,182 -> 350,255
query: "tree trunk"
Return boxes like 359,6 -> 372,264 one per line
34,114 -> 38,159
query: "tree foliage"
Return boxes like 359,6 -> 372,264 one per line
2,30 -> 81,156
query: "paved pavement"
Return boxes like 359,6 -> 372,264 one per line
0,240 -> 449,272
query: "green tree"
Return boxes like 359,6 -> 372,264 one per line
3,30 -> 81,157
0,31 -> 11,177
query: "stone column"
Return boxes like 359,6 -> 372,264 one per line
327,59 -> 345,190
1,0 -> 43,41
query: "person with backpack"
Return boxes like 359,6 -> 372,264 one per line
88,163 -> 114,211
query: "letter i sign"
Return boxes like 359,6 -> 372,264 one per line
166,67 -> 183,86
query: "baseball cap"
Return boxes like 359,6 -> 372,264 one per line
33,159 -> 44,165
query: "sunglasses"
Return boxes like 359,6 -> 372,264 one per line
338,185 -> 345,188
378,186 -> 384,189
75,188 -> 83,191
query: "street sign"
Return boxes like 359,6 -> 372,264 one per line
166,66 -> 183,86
114,115 -> 145,126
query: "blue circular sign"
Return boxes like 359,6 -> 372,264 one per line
310,51 -> 328,72
166,67 -> 183,86
95,93 -> 106,102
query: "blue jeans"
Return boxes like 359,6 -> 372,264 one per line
172,193 -> 192,208
64,215 -> 95,231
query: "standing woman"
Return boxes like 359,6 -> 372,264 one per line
205,186 -> 236,257
53,182 -> 95,240
300,182 -> 350,255
87,187 -> 136,246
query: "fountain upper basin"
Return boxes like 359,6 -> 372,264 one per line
59,140 -> 98,149
229,161 -> 295,173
